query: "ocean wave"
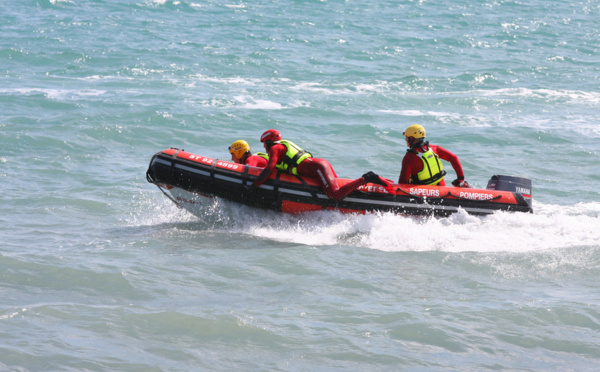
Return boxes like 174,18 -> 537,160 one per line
0,88 -> 106,99
471,87 -> 600,105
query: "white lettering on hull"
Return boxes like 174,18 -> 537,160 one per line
358,185 -> 390,193
459,191 -> 495,201
409,188 -> 440,197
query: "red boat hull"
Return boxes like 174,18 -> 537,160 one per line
146,148 -> 533,217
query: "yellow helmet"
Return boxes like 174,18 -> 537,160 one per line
228,140 -> 250,159
403,124 -> 426,139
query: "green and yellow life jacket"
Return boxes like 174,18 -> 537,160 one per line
255,152 -> 269,161
275,140 -> 312,175
409,145 -> 446,185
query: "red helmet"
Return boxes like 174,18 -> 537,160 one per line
260,129 -> 281,143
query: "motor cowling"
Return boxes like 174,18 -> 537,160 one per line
486,175 -> 532,197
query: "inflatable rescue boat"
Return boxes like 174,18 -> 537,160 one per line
146,148 -> 533,217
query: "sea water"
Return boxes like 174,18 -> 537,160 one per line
1,0 -> 600,371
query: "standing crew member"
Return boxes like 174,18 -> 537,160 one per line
249,129 -> 389,201
399,124 -> 469,187
229,140 -> 269,167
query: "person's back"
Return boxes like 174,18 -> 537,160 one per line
245,153 -> 268,167
399,124 -> 468,187
252,129 -> 390,200
228,140 -> 268,167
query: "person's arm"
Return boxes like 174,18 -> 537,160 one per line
398,153 -> 415,184
432,145 -> 464,180
253,145 -> 284,187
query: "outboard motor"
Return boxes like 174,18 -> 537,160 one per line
486,175 -> 532,198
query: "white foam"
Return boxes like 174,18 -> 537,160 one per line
135,193 -> 600,253
467,87 -> 600,105
197,95 -> 308,110
125,193 -> 199,227
378,109 -> 463,119
234,96 -> 283,110
1,88 -> 106,99
262,202 -> 598,253
263,201 -> 598,252
224,4 -> 246,8
193,75 -> 264,85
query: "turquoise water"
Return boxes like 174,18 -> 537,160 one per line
2,0 -> 600,370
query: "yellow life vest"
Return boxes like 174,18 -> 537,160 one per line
255,152 -> 269,161
411,148 -> 445,185
275,140 -> 312,175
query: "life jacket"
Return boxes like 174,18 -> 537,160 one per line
243,151 -> 270,167
255,152 -> 269,161
275,140 -> 312,175
242,151 -> 269,165
409,142 -> 446,185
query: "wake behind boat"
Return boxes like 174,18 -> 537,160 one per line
146,148 -> 533,217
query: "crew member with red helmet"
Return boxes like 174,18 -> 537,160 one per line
399,124 -> 469,187
228,140 -> 269,167
249,129 -> 389,201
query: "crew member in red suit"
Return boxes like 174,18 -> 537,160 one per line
228,140 -> 269,167
399,124 -> 469,187
248,129 -> 389,201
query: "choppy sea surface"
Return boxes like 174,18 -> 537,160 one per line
2,0 -> 600,371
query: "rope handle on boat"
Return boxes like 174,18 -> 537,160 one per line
242,164 -> 250,186
155,183 -> 183,209
146,163 -> 182,209
169,149 -> 182,179
294,174 -> 320,201
209,158 -> 217,183
171,148 -> 183,158
274,171 -> 282,192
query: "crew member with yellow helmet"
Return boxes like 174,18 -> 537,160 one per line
399,124 -> 469,187
228,140 -> 269,167
249,129 -> 390,201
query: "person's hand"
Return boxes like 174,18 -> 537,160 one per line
452,179 -> 470,188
